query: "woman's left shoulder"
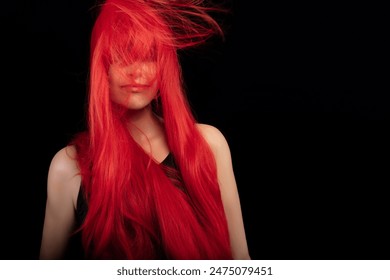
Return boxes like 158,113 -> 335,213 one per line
196,123 -> 230,152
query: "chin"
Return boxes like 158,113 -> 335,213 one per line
124,101 -> 153,111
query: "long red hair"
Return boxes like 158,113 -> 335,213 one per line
71,0 -> 232,259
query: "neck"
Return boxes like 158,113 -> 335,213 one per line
125,105 -> 164,145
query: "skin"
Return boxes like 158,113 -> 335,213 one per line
39,62 -> 251,260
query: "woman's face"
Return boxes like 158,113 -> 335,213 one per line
108,61 -> 158,110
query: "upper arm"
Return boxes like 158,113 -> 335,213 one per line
39,145 -> 81,259
197,124 -> 251,260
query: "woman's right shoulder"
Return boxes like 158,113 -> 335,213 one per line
47,145 -> 82,208
48,145 -> 80,183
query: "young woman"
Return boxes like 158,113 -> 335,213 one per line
40,0 -> 250,260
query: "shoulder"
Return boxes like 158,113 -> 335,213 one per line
47,145 -> 81,204
196,123 -> 231,156
49,145 -> 79,179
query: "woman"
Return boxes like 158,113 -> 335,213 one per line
40,0 -> 250,260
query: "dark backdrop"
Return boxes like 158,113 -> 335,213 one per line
1,1 -> 388,260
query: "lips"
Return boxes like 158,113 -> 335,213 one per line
121,84 -> 150,88
120,84 -> 151,93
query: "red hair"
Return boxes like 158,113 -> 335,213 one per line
71,0 -> 232,259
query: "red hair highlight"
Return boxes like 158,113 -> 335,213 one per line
71,0 -> 232,259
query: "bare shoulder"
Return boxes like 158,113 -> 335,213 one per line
196,123 -> 231,155
40,145 -> 81,259
49,145 -> 80,180
197,124 -> 250,260
47,145 -> 81,205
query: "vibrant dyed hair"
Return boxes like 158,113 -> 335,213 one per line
71,0 -> 232,259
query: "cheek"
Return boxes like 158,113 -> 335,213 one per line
108,68 -> 126,86
108,75 -> 121,102
149,79 -> 159,95
109,87 -> 125,105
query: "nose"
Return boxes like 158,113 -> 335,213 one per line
125,63 -> 155,85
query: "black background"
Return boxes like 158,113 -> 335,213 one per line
1,1 -> 388,260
